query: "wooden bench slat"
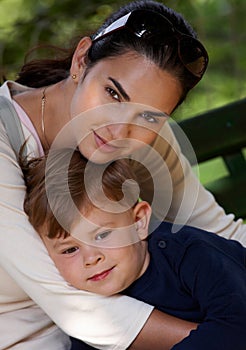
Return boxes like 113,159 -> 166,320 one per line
170,98 -> 246,164
170,98 -> 246,219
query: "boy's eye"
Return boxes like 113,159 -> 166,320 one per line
95,230 -> 112,241
106,87 -> 120,101
62,247 -> 79,255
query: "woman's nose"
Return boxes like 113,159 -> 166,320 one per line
107,123 -> 131,140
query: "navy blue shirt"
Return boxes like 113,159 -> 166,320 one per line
124,222 -> 246,350
71,222 -> 246,350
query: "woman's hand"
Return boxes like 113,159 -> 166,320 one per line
128,309 -> 198,350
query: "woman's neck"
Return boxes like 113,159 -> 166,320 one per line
13,78 -> 75,151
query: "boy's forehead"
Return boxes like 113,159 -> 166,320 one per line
70,207 -> 137,245
72,208 -> 131,232
52,235 -> 77,248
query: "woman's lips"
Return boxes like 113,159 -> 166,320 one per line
93,130 -> 107,146
88,267 -> 114,282
93,131 -> 122,152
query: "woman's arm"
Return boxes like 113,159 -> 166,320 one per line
134,121 -> 246,245
0,121 -> 153,349
129,309 -> 197,350
0,120 -> 197,349
70,310 -> 197,350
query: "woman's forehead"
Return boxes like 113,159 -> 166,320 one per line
88,52 -> 182,110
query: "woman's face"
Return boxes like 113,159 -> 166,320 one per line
70,51 -> 182,163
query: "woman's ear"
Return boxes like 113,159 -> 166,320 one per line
70,37 -> 92,81
133,201 -> 152,241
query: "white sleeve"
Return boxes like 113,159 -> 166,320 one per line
133,122 -> 246,246
0,122 -> 153,350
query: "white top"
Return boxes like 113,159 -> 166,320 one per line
0,81 -> 245,349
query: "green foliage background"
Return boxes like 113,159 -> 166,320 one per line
0,0 -> 245,121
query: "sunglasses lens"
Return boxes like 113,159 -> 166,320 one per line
93,9 -> 208,80
179,37 -> 208,77
128,10 -> 174,39
129,11 -> 208,78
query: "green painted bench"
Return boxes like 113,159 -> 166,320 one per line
170,98 -> 246,219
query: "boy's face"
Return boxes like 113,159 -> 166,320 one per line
42,201 -> 151,296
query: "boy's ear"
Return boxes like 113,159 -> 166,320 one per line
70,37 -> 92,81
133,201 -> 152,240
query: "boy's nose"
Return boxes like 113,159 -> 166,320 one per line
84,255 -> 103,267
82,246 -> 104,267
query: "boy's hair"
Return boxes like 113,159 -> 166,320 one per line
22,148 -> 139,238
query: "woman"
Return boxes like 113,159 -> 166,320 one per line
0,0 -> 245,349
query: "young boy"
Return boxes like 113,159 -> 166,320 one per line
22,148 -> 246,350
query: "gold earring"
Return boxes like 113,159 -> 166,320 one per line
72,74 -> 77,79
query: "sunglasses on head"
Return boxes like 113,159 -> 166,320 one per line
93,9 -> 209,81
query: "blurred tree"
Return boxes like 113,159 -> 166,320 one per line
0,0 -> 245,119
0,0 -> 120,79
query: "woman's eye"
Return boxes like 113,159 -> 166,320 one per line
140,112 -> 158,123
95,230 -> 112,241
106,87 -> 120,101
62,247 -> 79,255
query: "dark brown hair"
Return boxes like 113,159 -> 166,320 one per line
16,0 -> 205,104
22,148 -> 138,239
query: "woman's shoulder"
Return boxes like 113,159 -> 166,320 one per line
0,80 -> 33,99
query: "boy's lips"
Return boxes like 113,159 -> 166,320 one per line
88,267 -> 115,282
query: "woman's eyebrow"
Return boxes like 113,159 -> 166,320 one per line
108,78 -> 169,117
108,77 -> 130,101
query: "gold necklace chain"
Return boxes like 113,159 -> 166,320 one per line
41,87 -> 50,149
